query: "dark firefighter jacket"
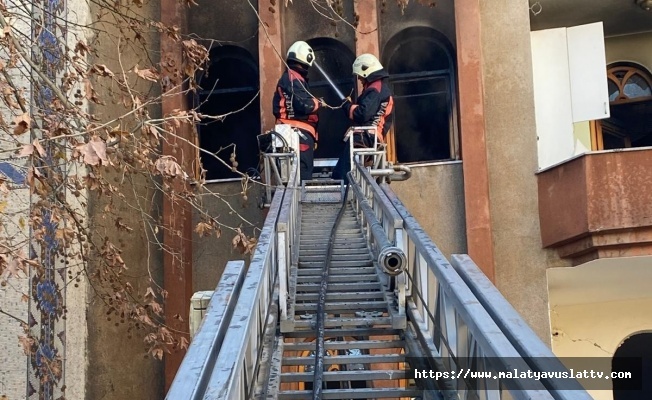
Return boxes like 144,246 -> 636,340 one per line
343,69 -> 394,143
272,65 -> 321,141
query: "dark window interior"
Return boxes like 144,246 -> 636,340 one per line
196,46 -> 260,180
603,63 -> 652,151
612,333 -> 652,400
383,27 -> 457,163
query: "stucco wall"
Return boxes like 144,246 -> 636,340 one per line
85,1 -> 164,398
605,31 -> 652,71
550,298 -> 652,399
192,182 -> 266,292
188,0 -> 259,58
390,162 -> 467,259
479,0 -> 570,343
378,0 -> 456,54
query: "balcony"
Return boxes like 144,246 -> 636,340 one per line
537,147 -> 652,266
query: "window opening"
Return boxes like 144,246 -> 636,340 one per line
195,46 -> 260,181
594,63 -> 652,151
383,27 -> 458,164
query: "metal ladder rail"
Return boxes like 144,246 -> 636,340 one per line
165,260 -> 247,400
202,185 -> 285,400
450,255 -> 593,400
379,183 -> 558,400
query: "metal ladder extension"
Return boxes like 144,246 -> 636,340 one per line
266,196 -> 421,399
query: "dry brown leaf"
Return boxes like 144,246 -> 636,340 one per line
75,41 -> 91,56
144,287 -> 156,299
178,336 -> 189,350
91,64 -> 114,77
133,65 -> 160,82
194,222 -> 212,237
76,136 -> 108,166
155,156 -> 183,178
151,347 -> 164,360
18,335 -> 35,356
19,144 -> 33,157
32,139 -> 45,157
12,113 -> 30,135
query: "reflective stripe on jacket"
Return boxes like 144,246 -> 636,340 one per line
344,69 -> 394,143
272,67 -> 320,140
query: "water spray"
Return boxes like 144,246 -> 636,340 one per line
313,61 -> 346,101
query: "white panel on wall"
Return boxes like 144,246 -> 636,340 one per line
531,28 -> 575,170
567,22 -> 610,122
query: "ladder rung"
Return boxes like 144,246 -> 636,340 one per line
297,267 -> 376,276
301,229 -> 361,236
284,328 -> 402,338
294,301 -> 388,312
295,274 -> 377,284
284,340 -> 404,352
298,260 -> 373,268
299,248 -> 370,256
278,388 -> 423,400
300,239 -> 367,246
280,369 -> 407,383
293,317 -> 392,328
282,353 -> 405,366
295,282 -> 381,292
295,292 -> 385,301
299,254 -> 372,263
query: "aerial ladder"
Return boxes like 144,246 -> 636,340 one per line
166,123 -> 594,400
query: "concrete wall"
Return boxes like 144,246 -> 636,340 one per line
378,0 -> 456,54
605,31 -> 652,71
478,0 -> 570,343
390,162 -> 467,259
85,1 -> 164,398
281,0 -> 355,51
188,0 -> 259,57
192,182 -> 266,292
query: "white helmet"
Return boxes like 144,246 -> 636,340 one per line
352,54 -> 383,78
287,41 -> 315,67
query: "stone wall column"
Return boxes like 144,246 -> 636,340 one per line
258,0 -> 284,132
160,0 -> 193,390
454,0 -> 496,281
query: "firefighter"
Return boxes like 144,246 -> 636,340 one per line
332,53 -> 394,184
272,40 -> 324,181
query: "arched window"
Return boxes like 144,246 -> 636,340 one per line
608,64 -> 652,103
383,27 -> 458,164
195,46 -> 260,181
305,38 -> 356,159
594,63 -> 652,150
612,332 -> 652,400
